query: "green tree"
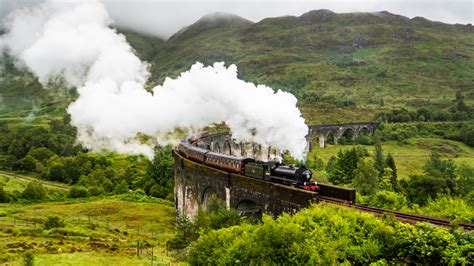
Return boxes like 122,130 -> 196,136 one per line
63,157 -> 81,184
373,141 -> 385,178
44,216 -> 65,230
423,153 -> 456,194
456,164 -> 474,196
22,182 -> 47,201
328,148 -> 361,184
147,145 -> 174,194
385,153 -> 398,191
13,155 -> 37,172
47,162 -> 66,182
27,147 -> 56,163
114,180 -> 129,194
402,174 -> 446,205
352,159 -> 378,196
7,139 -> 27,158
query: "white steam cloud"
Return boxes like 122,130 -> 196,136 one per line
0,0 -> 308,159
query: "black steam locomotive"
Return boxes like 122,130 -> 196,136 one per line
177,137 -> 319,192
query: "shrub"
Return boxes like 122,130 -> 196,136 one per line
189,204 -> 473,265
21,182 -> 46,201
23,251 -> 34,266
0,186 -> 10,203
44,216 -> 65,230
368,190 -> 408,210
88,186 -> 105,196
67,186 -> 89,198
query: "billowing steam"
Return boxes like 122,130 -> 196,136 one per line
0,0 -> 308,159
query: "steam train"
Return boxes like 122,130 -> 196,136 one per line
176,137 -> 319,192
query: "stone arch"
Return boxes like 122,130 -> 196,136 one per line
339,127 -> 355,144
214,143 -> 221,153
222,140 -> 232,155
236,199 -> 263,219
232,142 -> 242,157
201,186 -> 217,207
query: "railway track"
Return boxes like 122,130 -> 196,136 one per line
318,196 -> 474,231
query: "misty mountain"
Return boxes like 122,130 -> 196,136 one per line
1,10 -> 473,123
140,10 -> 472,114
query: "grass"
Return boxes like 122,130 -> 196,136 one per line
310,137 -> 474,180
0,172 -> 69,193
0,199 -> 177,265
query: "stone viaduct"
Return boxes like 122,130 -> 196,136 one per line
173,123 -> 364,218
173,150 -> 318,217
307,122 -> 377,149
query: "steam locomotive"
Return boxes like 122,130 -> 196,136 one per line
177,137 -> 319,192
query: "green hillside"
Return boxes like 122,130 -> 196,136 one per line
145,10 -> 473,122
1,10 -> 473,124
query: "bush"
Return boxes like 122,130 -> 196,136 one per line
44,216 -> 65,230
148,184 -> 168,199
88,186 -> 105,196
167,196 -> 241,251
21,182 -> 46,201
23,251 -> 34,266
368,190 -> 408,210
0,186 -> 10,203
67,186 -> 89,198
188,204 -> 473,265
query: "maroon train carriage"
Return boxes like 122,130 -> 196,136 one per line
204,152 -> 253,174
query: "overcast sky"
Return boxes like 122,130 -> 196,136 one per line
1,0 -> 472,39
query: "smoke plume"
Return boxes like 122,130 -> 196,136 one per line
0,0 -> 308,160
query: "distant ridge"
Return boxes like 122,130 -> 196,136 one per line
169,12 -> 252,41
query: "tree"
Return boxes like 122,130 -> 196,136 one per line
22,182 -> 47,200
373,141 -> 385,178
27,147 -> 56,163
114,180 -> 129,194
7,139 -> 27,158
423,153 -> 456,194
44,216 -> 65,230
385,153 -> 398,191
47,162 -> 66,182
12,155 -> 37,172
147,145 -> 174,193
328,148 -> 361,185
456,164 -> 474,196
402,174 -> 446,205
63,157 -> 81,184
149,184 -> 169,199
352,159 -> 378,196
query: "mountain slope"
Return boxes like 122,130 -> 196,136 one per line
1,10 -> 473,124
146,10 -> 473,123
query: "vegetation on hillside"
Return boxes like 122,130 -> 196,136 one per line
188,204 -> 474,265
0,197 -> 175,264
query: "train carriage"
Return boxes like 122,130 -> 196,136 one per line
204,152 -> 248,174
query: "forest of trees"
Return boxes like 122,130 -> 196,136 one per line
0,115 -> 175,203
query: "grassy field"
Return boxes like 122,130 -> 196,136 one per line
310,137 -> 474,180
0,198 -> 177,265
0,172 -> 69,192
